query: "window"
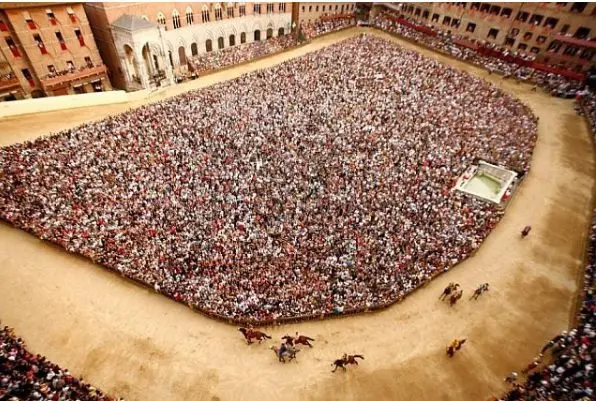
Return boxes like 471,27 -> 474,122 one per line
23,12 -> 36,30
202,8 -> 210,23
47,64 -> 56,74
575,26 -> 590,39
55,31 -> 66,50
547,41 -> 562,52
560,24 -> 570,34
480,4 -> 490,13
431,13 -> 439,23
0,18 -> 8,32
523,32 -> 533,41
536,35 -> 546,44
315,6 -> 319,13
529,14 -> 543,25
442,16 -> 451,26
501,7 -> 512,18
172,9 -> 181,28
33,34 -> 48,54
518,43 -> 528,50
516,11 -> 529,22
563,45 -> 579,56
186,7 -> 194,25
509,28 -> 520,37
335,5 -> 338,11
205,39 -> 212,52
74,28 -> 85,46
254,30 -> 261,41
215,6 -> 222,21
21,68 -> 34,86
422,10 -> 429,19
451,19 -> 460,28
341,5 -> 345,12
544,17 -> 558,29
570,2 -> 587,13
46,9 -> 57,25
530,46 -> 540,53
466,22 -> 476,33
218,36 -> 224,49
309,6 -> 312,12
279,3 -> 286,13
157,12 -> 166,25
240,32 -> 246,44
66,60 -> 75,70
227,6 -> 234,18
322,5 -> 326,12
239,5 -> 246,16
470,3 -> 480,11
580,48 -> 594,61
84,56 -> 93,68
487,28 -> 499,39
254,4 -> 262,14
5,37 -> 20,57
489,5 -> 501,15
66,7 -> 77,23
414,8 -> 421,16
301,6 -> 305,12
229,34 -> 235,46
504,37 -> 515,46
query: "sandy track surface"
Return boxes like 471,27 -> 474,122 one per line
0,28 -> 594,401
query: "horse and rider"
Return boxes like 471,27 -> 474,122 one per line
271,342 -> 299,363
331,354 -> 365,372
440,282 -> 460,301
282,332 -> 315,348
449,289 -> 464,307
470,283 -> 489,300
238,327 -> 271,345
446,338 -> 466,358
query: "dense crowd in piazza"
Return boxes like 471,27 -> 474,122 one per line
496,211 -> 595,401
0,34 -> 538,323
301,14 -> 356,40
371,12 -> 585,98
0,325 -> 122,401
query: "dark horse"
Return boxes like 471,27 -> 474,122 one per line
332,354 -> 365,372
282,333 -> 315,348
238,327 -> 271,344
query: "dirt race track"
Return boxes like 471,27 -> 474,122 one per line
0,28 -> 594,401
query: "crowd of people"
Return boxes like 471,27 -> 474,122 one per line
0,34 -> 538,322
187,34 -> 299,75
371,12 -> 585,98
0,325 -> 122,401
301,15 -> 356,40
578,91 -> 596,135
0,71 -> 16,82
497,211 -> 595,401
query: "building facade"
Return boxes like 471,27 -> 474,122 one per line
0,2 -> 111,101
296,2 -> 356,25
84,2 -> 292,91
393,2 -> 596,72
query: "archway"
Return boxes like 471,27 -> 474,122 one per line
178,46 -> 186,66
206,39 -> 212,52
240,32 -> 246,44
142,43 -> 153,76
254,30 -> 261,41
266,28 -> 273,39
191,42 -> 198,57
229,34 -> 235,47
218,37 -> 224,49
123,44 -> 140,81
278,27 -> 284,36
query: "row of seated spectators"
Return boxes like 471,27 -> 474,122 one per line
301,14 -> 357,40
577,91 -> 596,135
496,211 -> 595,400
42,63 -> 98,81
0,325 -> 123,400
0,71 -> 16,82
371,12 -> 585,98
185,15 -> 356,76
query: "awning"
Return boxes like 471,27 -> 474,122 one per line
555,35 -> 596,49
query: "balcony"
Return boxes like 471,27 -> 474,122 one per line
555,34 -> 596,49
0,77 -> 21,92
40,64 -> 107,90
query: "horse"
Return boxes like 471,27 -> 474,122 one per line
521,225 -> 531,238
449,289 -> 463,306
238,327 -> 271,345
470,283 -> 489,300
332,354 -> 364,372
283,333 -> 315,348
446,338 -> 466,357
440,282 -> 459,300
271,344 -> 299,363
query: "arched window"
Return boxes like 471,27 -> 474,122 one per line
178,46 -> 186,65
278,27 -> 284,36
157,12 -> 166,26
266,28 -> 273,39
254,30 -> 261,41
218,36 -> 224,49
201,5 -> 210,23
186,7 -> 194,25
214,4 -> 223,20
240,32 -> 246,44
205,39 -> 212,52
172,9 -> 181,29
191,42 -> 198,56
229,34 -> 235,46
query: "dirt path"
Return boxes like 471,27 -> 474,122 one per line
0,27 -> 594,401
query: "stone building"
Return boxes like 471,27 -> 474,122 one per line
295,2 -> 356,25
84,2 -> 292,91
386,2 -> 596,72
0,2 -> 111,101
